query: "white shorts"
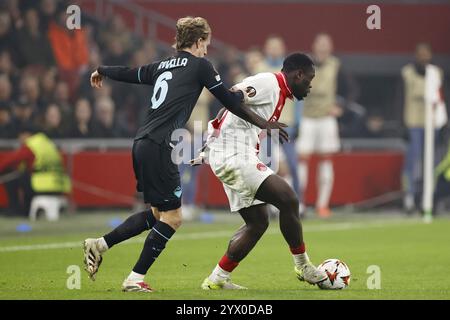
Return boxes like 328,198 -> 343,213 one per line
207,148 -> 274,212
297,116 -> 340,154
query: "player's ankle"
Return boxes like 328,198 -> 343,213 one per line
209,264 -> 232,283
97,237 -> 109,253
293,252 -> 310,267
127,271 -> 145,282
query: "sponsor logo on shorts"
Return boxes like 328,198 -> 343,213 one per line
256,163 -> 267,171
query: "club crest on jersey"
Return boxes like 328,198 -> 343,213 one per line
215,75 -> 221,82
173,186 -> 182,198
246,86 -> 256,98
256,163 -> 267,171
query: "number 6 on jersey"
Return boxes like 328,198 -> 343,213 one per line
151,71 -> 173,109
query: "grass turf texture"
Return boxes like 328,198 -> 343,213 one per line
0,211 -> 449,300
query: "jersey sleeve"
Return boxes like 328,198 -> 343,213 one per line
232,74 -> 277,106
198,58 -> 223,90
136,63 -> 158,85
98,63 -> 157,85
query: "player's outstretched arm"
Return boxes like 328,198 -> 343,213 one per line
198,58 -> 289,143
210,85 -> 289,143
91,65 -> 154,88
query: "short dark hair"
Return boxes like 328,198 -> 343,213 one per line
282,53 -> 314,73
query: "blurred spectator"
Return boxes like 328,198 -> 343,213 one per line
100,15 -> 137,58
119,48 -> 151,133
103,38 -> 129,66
94,97 -> 128,138
141,39 -> 158,63
16,8 -> 54,68
38,0 -> 57,32
11,98 -> 35,130
216,46 -> 242,87
244,47 -> 265,75
399,43 -> 447,212
19,74 -> 42,110
0,73 -> 13,104
79,48 -> 102,101
39,67 -> 57,106
0,50 -> 18,81
0,10 -> 16,55
0,101 -> 15,138
228,63 -> 247,84
47,3 -> 89,97
263,35 -> 286,69
0,124 -> 71,217
92,81 -> 113,102
297,33 -> 358,218
4,0 -> 22,29
41,103 -> 65,138
68,98 -> 97,138
53,81 -> 72,122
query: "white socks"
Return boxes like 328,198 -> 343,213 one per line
298,161 -> 308,194
293,252 -> 310,268
209,265 -> 231,283
127,271 -> 145,282
298,160 -> 334,209
317,160 -> 334,209
97,237 -> 109,253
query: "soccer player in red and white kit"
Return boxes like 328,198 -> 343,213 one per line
200,53 -> 327,289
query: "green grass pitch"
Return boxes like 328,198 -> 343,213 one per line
0,211 -> 449,300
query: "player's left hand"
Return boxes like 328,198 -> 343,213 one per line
230,86 -> 249,103
90,70 -> 103,88
265,121 -> 289,143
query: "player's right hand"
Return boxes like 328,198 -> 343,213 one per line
90,70 -> 103,88
264,121 -> 289,143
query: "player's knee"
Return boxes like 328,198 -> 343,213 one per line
248,217 -> 269,237
167,216 -> 183,230
160,209 -> 183,230
256,219 -> 269,235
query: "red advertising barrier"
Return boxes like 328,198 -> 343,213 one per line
0,150 -> 403,209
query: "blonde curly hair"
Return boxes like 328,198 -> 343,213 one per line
174,16 -> 211,50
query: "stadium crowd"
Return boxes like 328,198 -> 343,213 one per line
1,0 -> 449,218
0,0 -> 416,141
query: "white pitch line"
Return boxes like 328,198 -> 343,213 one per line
0,219 -> 419,253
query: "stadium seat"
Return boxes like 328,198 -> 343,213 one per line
29,195 -> 68,221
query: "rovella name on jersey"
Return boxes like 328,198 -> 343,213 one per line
158,57 -> 188,70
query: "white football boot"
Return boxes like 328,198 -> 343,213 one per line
122,279 -> 154,292
201,277 -> 247,290
83,238 -> 104,281
295,262 -> 328,285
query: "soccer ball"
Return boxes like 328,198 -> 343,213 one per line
317,259 -> 351,290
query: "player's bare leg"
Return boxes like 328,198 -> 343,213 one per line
83,204 -> 159,281
202,204 -> 269,290
254,174 -> 327,285
121,207 -> 180,292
